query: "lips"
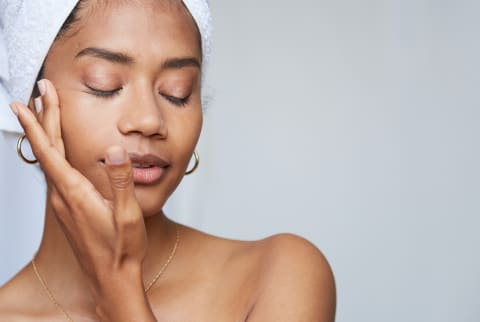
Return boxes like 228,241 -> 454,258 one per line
128,153 -> 169,168
129,153 -> 169,184
101,152 -> 170,185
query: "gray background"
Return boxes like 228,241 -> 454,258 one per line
1,0 -> 479,321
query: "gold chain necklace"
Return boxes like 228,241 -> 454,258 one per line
31,224 -> 180,322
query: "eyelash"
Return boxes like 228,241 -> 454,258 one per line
163,94 -> 190,107
86,85 -> 190,107
86,85 -> 122,99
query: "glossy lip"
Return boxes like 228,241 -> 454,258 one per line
100,152 -> 170,185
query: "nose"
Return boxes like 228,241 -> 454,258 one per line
117,87 -> 168,139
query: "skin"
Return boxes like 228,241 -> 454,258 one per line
0,1 -> 336,321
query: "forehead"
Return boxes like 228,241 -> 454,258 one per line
51,0 -> 201,62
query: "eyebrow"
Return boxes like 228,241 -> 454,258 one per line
75,47 -> 133,64
162,57 -> 201,69
75,47 -> 201,69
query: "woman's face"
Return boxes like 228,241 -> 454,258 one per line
39,1 -> 203,216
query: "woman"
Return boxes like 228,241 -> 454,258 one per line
0,0 -> 336,321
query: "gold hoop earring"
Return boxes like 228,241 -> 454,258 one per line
17,134 -> 38,164
185,151 -> 199,175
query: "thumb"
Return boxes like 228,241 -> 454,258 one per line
105,146 -> 137,211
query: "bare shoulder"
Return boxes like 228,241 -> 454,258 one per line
0,285 -> 18,321
0,271 -> 24,317
0,277 -> 28,321
176,226 -> 336,321
0,267 -> 50,322
247,233 -> 336,322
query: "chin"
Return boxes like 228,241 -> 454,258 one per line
134,186 -> 169,217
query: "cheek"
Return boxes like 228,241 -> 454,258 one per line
171,108 -> 203,156
58,92 -> 115,163
57,92 -> 118,198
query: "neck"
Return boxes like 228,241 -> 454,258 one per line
33,200 -> 176,309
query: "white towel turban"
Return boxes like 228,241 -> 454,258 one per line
0,0 -> 212,134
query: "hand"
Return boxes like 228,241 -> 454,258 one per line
10,79 -> 156,321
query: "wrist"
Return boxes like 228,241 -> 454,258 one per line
95,294 -> 156,322
95,289 -> 156,322
93,266 -> 156,322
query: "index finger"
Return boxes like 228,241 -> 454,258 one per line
38,79 -> 65,155
10,101 -> 88,195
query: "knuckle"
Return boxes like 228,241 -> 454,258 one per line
50,192 -> 66,212
65,177 -> 83,194
62,179 -> 87,210
109,172 -> 132,190
116,205 -> 142,229
68,197 -> 83,213
32,140 -> 53,161
118,215 -> 142,232
54,136 -> 63,147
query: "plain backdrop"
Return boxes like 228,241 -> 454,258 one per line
1,1 -> 479,321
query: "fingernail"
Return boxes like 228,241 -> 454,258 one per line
106,146 -> 127,165
34,97 -> 43,113
9,102 -> 19,116
37,80 -> 46,96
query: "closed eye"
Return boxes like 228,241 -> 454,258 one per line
84,84 -> 188,105
85,84 -> 122,98
162,94 -> 190,107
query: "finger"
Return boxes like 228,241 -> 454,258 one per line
33,96 -> 44,119
9,101 -> 88,195
48,186 -> 70,218
37,79 -> 64,155
104,146 -> 140,217
32,80 -> 62,186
